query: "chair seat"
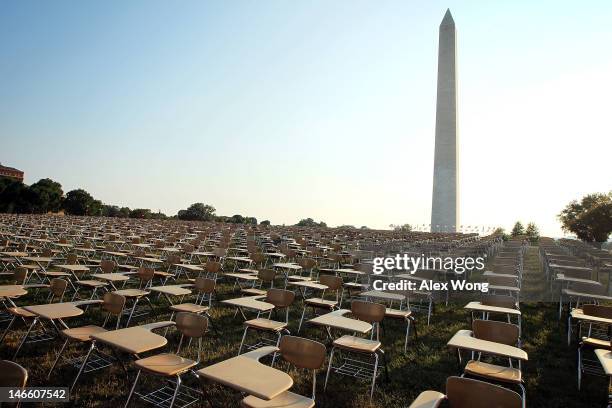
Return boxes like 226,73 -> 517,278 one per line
170,303 -> 209,313
333,335 -> 381,353
76,280 -> 107,288
581,337 -> 610,348
244,318 -> 287,331
385,308 -> 412,319
62,325 -> 107,342
8,307 -> 36,318
238,268 -> 259,274
241,391 -> 314,408
464,360 -> 522,384
305,298 -> 337,309
241,288 -> 267,296
134,353 -> 197,376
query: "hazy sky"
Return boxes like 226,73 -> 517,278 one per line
1,1 -> 610,236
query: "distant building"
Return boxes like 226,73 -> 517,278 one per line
0,163 -> 24,182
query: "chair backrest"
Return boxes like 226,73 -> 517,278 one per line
213,247 -> 227,258
319,274 -> 343,291
0,360 -> 28,388
102,292 -> 126,316
176,312 -> 208,338
297,258 -> 316,270
472,319 -> 519,346
280,336 -> 326,370
250,252 -> 265,266
13,267 -> 27,284
194,277 -> 216,294
266,288 -> 295,308
206,261 -> 222,274
481,294 -> 517,310
42,248 -> 53,258
446,376 -> 522,408
138,267 -> 155,285
65,253 -> 77,265
100,260 -> 116,274
351,300 -> 386,323
258,269 -> 276,282
166,254 -> 180,266
582,304 -> 612,319
49,278 -> 68,300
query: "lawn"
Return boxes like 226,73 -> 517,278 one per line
1,247 -> 608,407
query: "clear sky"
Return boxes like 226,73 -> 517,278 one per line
1,1 -> 610,236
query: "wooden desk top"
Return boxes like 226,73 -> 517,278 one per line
308,309 -> 372,334
149,285 -> 192,296
447,330 -> 528,361
91,326 -> 169,354
24,302 -> 86,320
360,290 -> 405,301
174,263 -> 203,271
114,289 -> 150,297
224,273 -> 259,281
222,296 -> 274,312
56,264 -> 90,272
273,263 -> 301,270
595,349 -> 612,376
23,256 -> 54,263
570,309 -> 612,325
464,301 -> 521,316
0,252 -> 29,257
0,285 -> 27,298
289,281 -> 328,290
196,346 -> 292,400
92,273 -> 130,282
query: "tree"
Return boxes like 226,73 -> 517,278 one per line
130,208 -> 151,219
244,217 -> 257,225
525,222 -> 540,244
229,214 -> 245,224
88,199 -> 103,216
30,178 -> 63,213
119,207 -> 131,218
511,221 -> 525,237
559,192 -> 612,244
391,224 -> 412,232
63,189 -> 94,216
260,220 -> 271,226
296,218 -> 327,227
102,205 -> 121,217
0,179 -> 31,213
177,203 -> 216,221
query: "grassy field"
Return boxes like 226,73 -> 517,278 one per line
1,247 -> 609,407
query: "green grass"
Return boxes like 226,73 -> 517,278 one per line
1,248 -> 610,407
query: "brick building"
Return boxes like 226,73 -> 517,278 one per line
0,163 -> 24,182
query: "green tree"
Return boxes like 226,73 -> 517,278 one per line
559,192 -> 612,244
88,199 -> 103,216
525,222 -> 540,243
296,218 -> 327,227
130,208 -> 151,219
244,217 -> 257,225
102,205 -> 121,217
260,220 -> 271,226
511,221 -> 525,237
119,207 -> 131,218
177,203 -> 216,221
62,189 -> 94,216
392,224 -> 412,232
229,214 -> 245,224
30,178 -> 63,213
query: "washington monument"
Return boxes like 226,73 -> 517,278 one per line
431,9 -> 459,233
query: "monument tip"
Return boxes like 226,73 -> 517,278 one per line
441,9 -> 454,26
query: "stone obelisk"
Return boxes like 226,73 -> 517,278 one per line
431,9 -> 458,233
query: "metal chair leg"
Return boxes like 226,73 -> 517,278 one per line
124,369 -> 141,408
169,375 -> 182,408
298,306 -> 307,333
370,352 -> 379,400
238,326 -> 249,355
47,338 -> 69,379
324,347 -> 336,391
71,341 -> 96,392
0,316 -> 16,343
13,317 -> 38,359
